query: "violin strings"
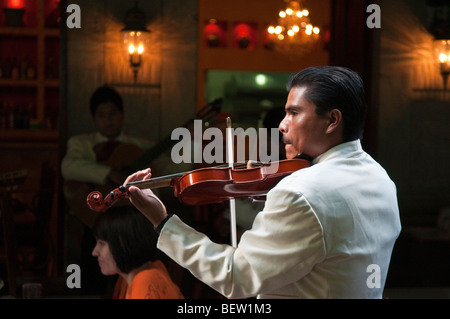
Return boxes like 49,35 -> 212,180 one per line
126,161 -> 266,187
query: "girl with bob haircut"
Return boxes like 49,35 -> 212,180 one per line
92,206 -> 184,299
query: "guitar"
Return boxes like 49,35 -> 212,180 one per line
64,98 -> 222,227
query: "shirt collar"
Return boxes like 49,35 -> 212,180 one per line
95,132 -> 125,143
312,139 -> 363,164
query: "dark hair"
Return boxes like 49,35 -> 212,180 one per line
89,85 -> 124,116
286,66 -> 367,141
263,106 -> 285,130
92,206 -> 158,274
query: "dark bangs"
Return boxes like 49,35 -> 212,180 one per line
92,206 -> 158,274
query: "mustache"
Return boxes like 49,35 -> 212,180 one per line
282,136 -> 291,144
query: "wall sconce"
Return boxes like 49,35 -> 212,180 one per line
435,39 -> 450,89
428,1 -> 450,90
121,2 -> 150,83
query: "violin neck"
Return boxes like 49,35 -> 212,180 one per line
126,172 -> 184,190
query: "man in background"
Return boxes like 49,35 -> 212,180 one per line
61,85 -> 152,295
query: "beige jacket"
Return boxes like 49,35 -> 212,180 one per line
158,140 -> 401,298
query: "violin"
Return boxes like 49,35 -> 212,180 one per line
86,158 -> 311,212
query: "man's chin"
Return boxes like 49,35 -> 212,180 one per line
285,145 -> 299,159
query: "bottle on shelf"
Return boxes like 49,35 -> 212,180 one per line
46,56 -> 57,79
3,57 -> 12,78
7,103 -> 14,129
29,102 -> 41,130
11,57 -> 20,80
20,56 -> 29,79
26,58 -> 36,80
22,104 -> 30,129
13,104 -> 22,128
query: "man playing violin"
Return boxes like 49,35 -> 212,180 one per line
124,66 -> 401,298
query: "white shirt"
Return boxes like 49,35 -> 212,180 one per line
158,140 -> 401,298
61,132 -> 153,185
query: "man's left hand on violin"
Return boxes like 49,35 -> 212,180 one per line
124,168 -> 168,227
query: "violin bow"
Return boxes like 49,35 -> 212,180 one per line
226,117 -> 238,248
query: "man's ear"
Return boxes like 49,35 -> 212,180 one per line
326,109 -> 343,134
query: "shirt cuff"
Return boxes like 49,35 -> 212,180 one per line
154,214 -> 172,234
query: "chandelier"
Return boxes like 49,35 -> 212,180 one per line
267,0 -> 320,56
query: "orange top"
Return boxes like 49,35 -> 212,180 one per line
112,260 -> 184,299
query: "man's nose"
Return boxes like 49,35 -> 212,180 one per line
279,121 -> 287,134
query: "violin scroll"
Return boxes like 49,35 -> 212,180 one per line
87,185 -> 129,212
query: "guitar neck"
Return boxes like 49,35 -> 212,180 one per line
126,98 -> 222,174
126,134 -> 176,174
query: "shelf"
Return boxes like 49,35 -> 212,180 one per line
0,78 -> 59,87
0,0 -> 60,141
0,26 -> 58,35
0,26 -> 38,36
0,0 -> 62,281
0,128 -> 58,141
0,78 -> 39,87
